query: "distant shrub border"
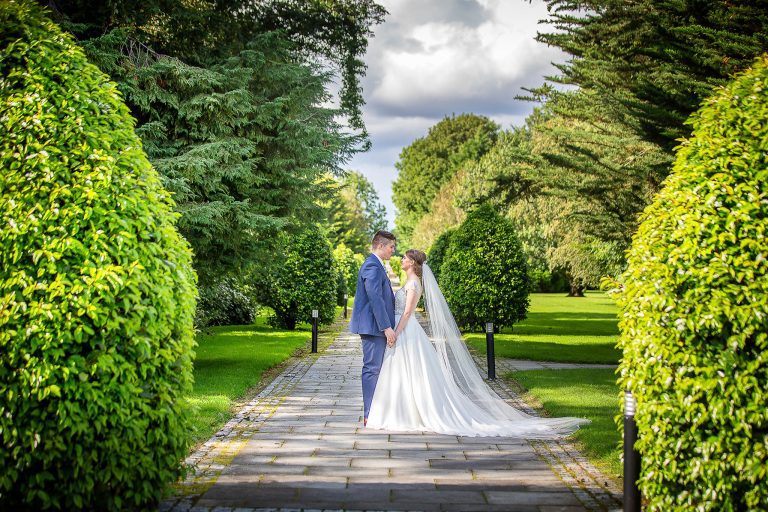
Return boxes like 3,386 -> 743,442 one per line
615,55 -> 768,510
0,2 -> 197,510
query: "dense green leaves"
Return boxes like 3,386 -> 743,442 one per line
426,227 -> 456,283
46,0 -> 386,134
254,226 -> 339,329
440,205 -> 530,332
332,243 -> 361,304
80,30 -> 354,282
0,2 -> 197,509
196,278 -> 257,327
392,114 -> 498,245
324,171 -> 388,254
614,55 -> 768,511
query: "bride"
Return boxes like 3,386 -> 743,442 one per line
366,249 -> 589,438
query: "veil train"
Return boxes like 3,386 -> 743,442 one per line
421,263 -> 589,437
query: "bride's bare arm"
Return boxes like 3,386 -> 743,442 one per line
394,283 -> 420,338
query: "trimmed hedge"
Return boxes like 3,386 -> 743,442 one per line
426,227 -> 456,282
0,2 -> 197,510
256,226 -> 338,329
615,55 -> 768,510
440,205 -> 530,332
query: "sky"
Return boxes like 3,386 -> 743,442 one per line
345,0 -> 570,228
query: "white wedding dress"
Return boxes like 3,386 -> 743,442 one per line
366,271 -> 589,438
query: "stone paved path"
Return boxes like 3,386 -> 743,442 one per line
161,327 -> 622,512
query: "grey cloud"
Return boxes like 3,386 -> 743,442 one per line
347,0 -> 567,227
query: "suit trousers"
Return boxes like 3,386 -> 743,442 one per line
360,334 -> 387,419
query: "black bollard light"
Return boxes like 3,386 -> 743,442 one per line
624,390 -> 641,512
311,309 -> 319,353
343,294 -> 348,319
485,322 -> 496,380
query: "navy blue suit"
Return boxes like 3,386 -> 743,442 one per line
350,254 -> 395,419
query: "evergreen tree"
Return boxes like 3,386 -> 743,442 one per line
44,0 -> 386,133
41,1 -> 386,281
79,31 -> 352,282
345,171 -> 388,236
515,0 -> 768,248
539,0 -> 768,153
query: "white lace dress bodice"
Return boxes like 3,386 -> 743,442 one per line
394,280 -> 421,316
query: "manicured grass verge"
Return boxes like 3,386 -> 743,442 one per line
507,368 -> 622,479
188,318 -> 311,445
465,292 -> 620,364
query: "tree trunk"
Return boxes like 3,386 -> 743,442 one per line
567,279 -> 586,297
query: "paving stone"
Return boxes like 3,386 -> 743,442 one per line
392,489 -> 487,504
354,439 -> 429,450
350,457 -> 429,469
296,486 -> 392,504
441,504 -> 539,512
539,507 -> 599,512
485,491 -> 583,506
256,475 -> 348,489
161,326 -> 622,511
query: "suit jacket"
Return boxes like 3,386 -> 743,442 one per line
349,254 -> 395,336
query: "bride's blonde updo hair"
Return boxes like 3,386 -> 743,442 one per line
406,249 -> 427,278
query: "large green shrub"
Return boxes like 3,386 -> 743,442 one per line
440,205 -> 530,332
615,55 -> 768,511
255,226 -> 338,329
196,277 -> 256,327
0,2 -> 197,510
427,227 -> 456,282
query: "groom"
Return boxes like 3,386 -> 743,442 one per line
350,230 -> 397,425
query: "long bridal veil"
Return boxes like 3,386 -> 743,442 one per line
421,263 -> 589,437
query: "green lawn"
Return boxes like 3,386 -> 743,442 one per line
509,368 -> 622,479
188,317 -> 315,445
465,292 -> 620,364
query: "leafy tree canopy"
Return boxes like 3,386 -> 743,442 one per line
323,171 -> 388,254
392,113 -> 498,245
253,225 -> 339,329
44,0 -> 386,133
440,205 -> 530,332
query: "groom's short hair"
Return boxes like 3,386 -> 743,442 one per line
371,230 -> 396,248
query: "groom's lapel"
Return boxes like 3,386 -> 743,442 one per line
368,253 -> 394,300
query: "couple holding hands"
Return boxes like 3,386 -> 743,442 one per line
350,230 -> 588,438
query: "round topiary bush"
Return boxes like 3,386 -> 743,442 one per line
0,2 -> 197,510
255,226 -> 338,329
615,55 -> 768,511
426,227 -> 456,283
440,205 -> 530,332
